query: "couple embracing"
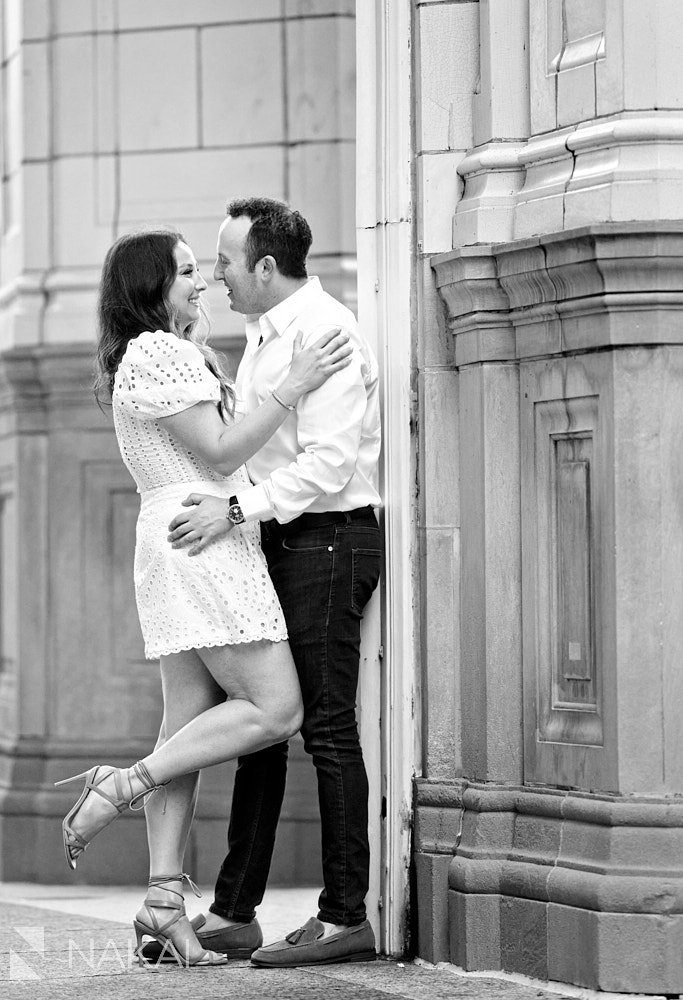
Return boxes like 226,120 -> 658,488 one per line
56,198 -> 382,969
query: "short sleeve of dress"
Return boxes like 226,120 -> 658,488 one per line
114,330 -> 221,419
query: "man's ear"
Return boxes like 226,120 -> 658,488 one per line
259,255 -> 278,282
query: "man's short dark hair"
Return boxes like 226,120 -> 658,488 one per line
227,197 -> 312,279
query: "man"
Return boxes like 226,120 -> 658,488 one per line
165,198 -> 381,967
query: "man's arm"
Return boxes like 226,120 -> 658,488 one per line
168,344 -> 371,554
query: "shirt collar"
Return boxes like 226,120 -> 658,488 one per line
260,276 -> 322,338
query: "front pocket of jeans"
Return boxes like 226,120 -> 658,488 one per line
351,548 -> 381,616
281,536 -> 331,553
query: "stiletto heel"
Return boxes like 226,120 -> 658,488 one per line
54,770 -> 91,787
134,874 -> 227,968
54,761 -> 169,871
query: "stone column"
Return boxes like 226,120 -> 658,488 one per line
430,225 -> 683,993
413,0 -> 683,989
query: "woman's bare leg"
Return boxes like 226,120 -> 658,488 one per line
144,648 -> 224,878
134,649 -> 225,964
66,639 -> 302,848
138,638 -> 302,784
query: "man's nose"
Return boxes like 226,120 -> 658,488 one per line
213,260 -> 222,282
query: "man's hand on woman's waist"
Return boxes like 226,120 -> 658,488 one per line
167,494 -> 233,556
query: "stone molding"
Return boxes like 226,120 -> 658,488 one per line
416,778 -> 683,826
453,141 -> 527,246
452,113 -> 683,244
0,274 -> 47,310
415,779 -> 683,915
0,344 -> 99,437
0,339 -> 241,430
432,222 -> 683,367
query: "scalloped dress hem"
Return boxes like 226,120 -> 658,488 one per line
144,633 -> 289,661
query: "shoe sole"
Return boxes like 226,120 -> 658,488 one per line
251,949 -> 377,968
141,947 -> 256,964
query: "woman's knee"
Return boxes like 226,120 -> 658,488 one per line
265,692 -> 303,743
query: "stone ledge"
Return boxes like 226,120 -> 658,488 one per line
414,779 -> 683,917
431,223 -> 683,366
416,778 -> 683,825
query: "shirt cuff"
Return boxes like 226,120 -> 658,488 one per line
236,483 -> 274,524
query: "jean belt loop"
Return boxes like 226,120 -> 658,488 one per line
343,510 -> 352,525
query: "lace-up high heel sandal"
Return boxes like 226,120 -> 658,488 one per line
55,760 -> 168,871
134,873 -> 228,968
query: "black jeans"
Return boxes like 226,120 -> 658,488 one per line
210,507 -> 381,927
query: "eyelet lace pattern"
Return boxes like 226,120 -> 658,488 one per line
112,331 -> 287,659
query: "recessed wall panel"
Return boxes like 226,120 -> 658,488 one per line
521,356 -> 617,791
535,402 -> 601,747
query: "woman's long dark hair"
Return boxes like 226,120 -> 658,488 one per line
94,229 -> 234,416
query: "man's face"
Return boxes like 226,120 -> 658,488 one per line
213,216 -> 263,315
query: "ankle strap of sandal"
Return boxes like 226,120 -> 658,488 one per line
129,760 -> 170,813
146,872 -> 202,908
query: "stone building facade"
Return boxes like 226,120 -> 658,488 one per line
394,0 -> 683,992
0,0 -> 355,887
1,0 -> 682,992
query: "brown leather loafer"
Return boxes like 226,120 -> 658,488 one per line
139,913 -> 263,963
250,916 -> 376,968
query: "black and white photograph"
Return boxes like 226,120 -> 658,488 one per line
0,1 -> 680,997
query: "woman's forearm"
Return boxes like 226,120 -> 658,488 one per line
211,392 -> 294,475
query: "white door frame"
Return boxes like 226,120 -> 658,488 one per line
356,0 -> 419,957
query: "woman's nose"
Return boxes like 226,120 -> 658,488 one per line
196,272 -> 208,291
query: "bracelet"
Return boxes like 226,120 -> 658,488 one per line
272,390 -> 296,411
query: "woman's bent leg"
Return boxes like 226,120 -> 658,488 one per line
59,639 -> 302,876
138,639 -> 302,783
144,648 -> 224,877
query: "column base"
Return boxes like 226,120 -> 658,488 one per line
450,892 -> 683,994
415,779 -> 683,994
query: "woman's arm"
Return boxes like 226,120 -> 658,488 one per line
158,328 -> 351,476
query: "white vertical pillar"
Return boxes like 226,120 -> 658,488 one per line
356,0 -> 418,956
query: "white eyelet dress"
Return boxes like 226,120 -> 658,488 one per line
112,330 -> 287,660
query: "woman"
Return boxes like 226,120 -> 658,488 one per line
56,229 -> 351,967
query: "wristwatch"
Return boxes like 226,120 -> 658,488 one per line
226,495 -> 246,525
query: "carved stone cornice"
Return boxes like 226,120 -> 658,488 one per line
0,344 -> 98,435
432,222 -> 683,367
415,778 -> 683,914
431,244 -> 515,366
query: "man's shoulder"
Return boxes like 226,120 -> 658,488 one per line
298,284 -> 359,333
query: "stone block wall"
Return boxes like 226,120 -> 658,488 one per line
0,0 -> 354,884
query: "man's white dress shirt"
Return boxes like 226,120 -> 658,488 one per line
233,276 -> 382,524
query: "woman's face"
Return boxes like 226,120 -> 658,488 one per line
167,241 -> 207,332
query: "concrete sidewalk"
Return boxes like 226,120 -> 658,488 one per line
0,884 -> 581,1000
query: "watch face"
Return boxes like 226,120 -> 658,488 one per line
228,503 -> 245,524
